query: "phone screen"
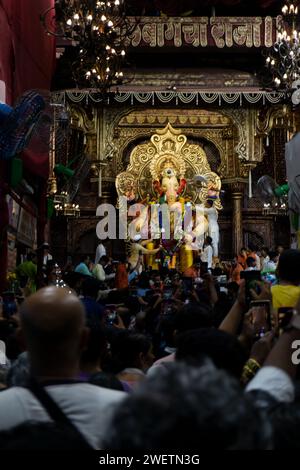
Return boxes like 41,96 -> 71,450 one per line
104,305 -> 117,325
241,271 -> 261,306
163,289 -> 173,300
249,300 -> 271,333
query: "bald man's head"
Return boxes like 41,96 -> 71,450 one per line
20,287 -> 86,373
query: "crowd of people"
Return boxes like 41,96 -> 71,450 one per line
1,239 -> 300,449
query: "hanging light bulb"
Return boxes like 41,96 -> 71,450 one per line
264,1 -> 300,95
40,0 -> 136,94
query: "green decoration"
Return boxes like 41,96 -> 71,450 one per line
47,197 -> 55,219
54,163 -> 75,178
10,158 -> 23,188
274,183 -> 289,197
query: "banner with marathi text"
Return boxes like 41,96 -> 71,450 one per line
127,16 -> 278,49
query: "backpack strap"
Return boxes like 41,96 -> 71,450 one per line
27,377 -> 93,449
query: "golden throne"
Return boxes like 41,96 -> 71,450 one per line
116,122 -> 222,209
116,123 -> 222,271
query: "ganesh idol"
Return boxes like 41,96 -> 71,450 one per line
115,123 -> 222,272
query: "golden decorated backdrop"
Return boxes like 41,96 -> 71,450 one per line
116,123 -> 222,209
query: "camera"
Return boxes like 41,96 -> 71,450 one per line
105,305 -> 118,326
107,312 -> 117,323
163,290 -> 172,300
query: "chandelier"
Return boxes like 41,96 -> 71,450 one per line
265,1 -> 300,93
54,191 -> 80,217
41,1 -> 136,93
262,202 -> 288,215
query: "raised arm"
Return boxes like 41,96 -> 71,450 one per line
219,281 -> 245,335
245,296 -> 300,403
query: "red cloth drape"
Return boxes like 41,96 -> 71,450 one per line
0,0 -> 55,178
0,1 -> 14,104
9,0 -> 56,99
11,0 -> 55,179
0,1 -> 55,290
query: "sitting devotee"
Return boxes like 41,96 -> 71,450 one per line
80,277 -> 104,322
276,245 -> 285,256
271,249 -> 300,311
74,255 -> 93,277
260,246 -> 270,271
109,331 -> 155,389
237,247 -> 248,269
42,242 -> 53,269
93,255 -> 115,283
247,244 -> 261,271
231,259 -> 244,285
261,251 -> 278,274
245,256 -> 257,271
183,258 -> 201,278
147,303 -> 213,375
175,328 -> 247,379
15,252 -> 37,295
95,240 -> 107,265
79,308 -> 108,381
105,362 -> 271,450
0,287 -> 124,449
114,256 -> 129,290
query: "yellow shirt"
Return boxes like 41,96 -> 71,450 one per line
271,284 -> 300,310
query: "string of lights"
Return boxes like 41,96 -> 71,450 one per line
41,0 -> 136,93
264,1 -> 300,93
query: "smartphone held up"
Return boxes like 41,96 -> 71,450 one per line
249,300 -> 271,338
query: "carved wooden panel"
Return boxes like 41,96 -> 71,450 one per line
243,218 -> 273,249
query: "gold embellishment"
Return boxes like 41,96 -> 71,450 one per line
116,123 -> 222,208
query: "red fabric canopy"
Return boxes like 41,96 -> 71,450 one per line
0,1 -> 14,104
9,0 -> 56,100
0,0 -> 55,178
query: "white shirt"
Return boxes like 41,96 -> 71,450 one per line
201,245 -> 213,269
0,383 -> 124,449
93,264 -> 115,282
147,353 -> 176,377
95,243 -> 106,265
43,253 -> 53,266
246,366 -> 294,403
261,255 -> 270,269
93,263 -> 106,282
205,207 -> 219,234
262,260 -> 277,272
254,254 -> 261,271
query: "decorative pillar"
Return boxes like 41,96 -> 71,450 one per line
37,180 -> 48,289
230,182 -> 244,256
90,161 -> 115,205
99,189 -> 112,205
